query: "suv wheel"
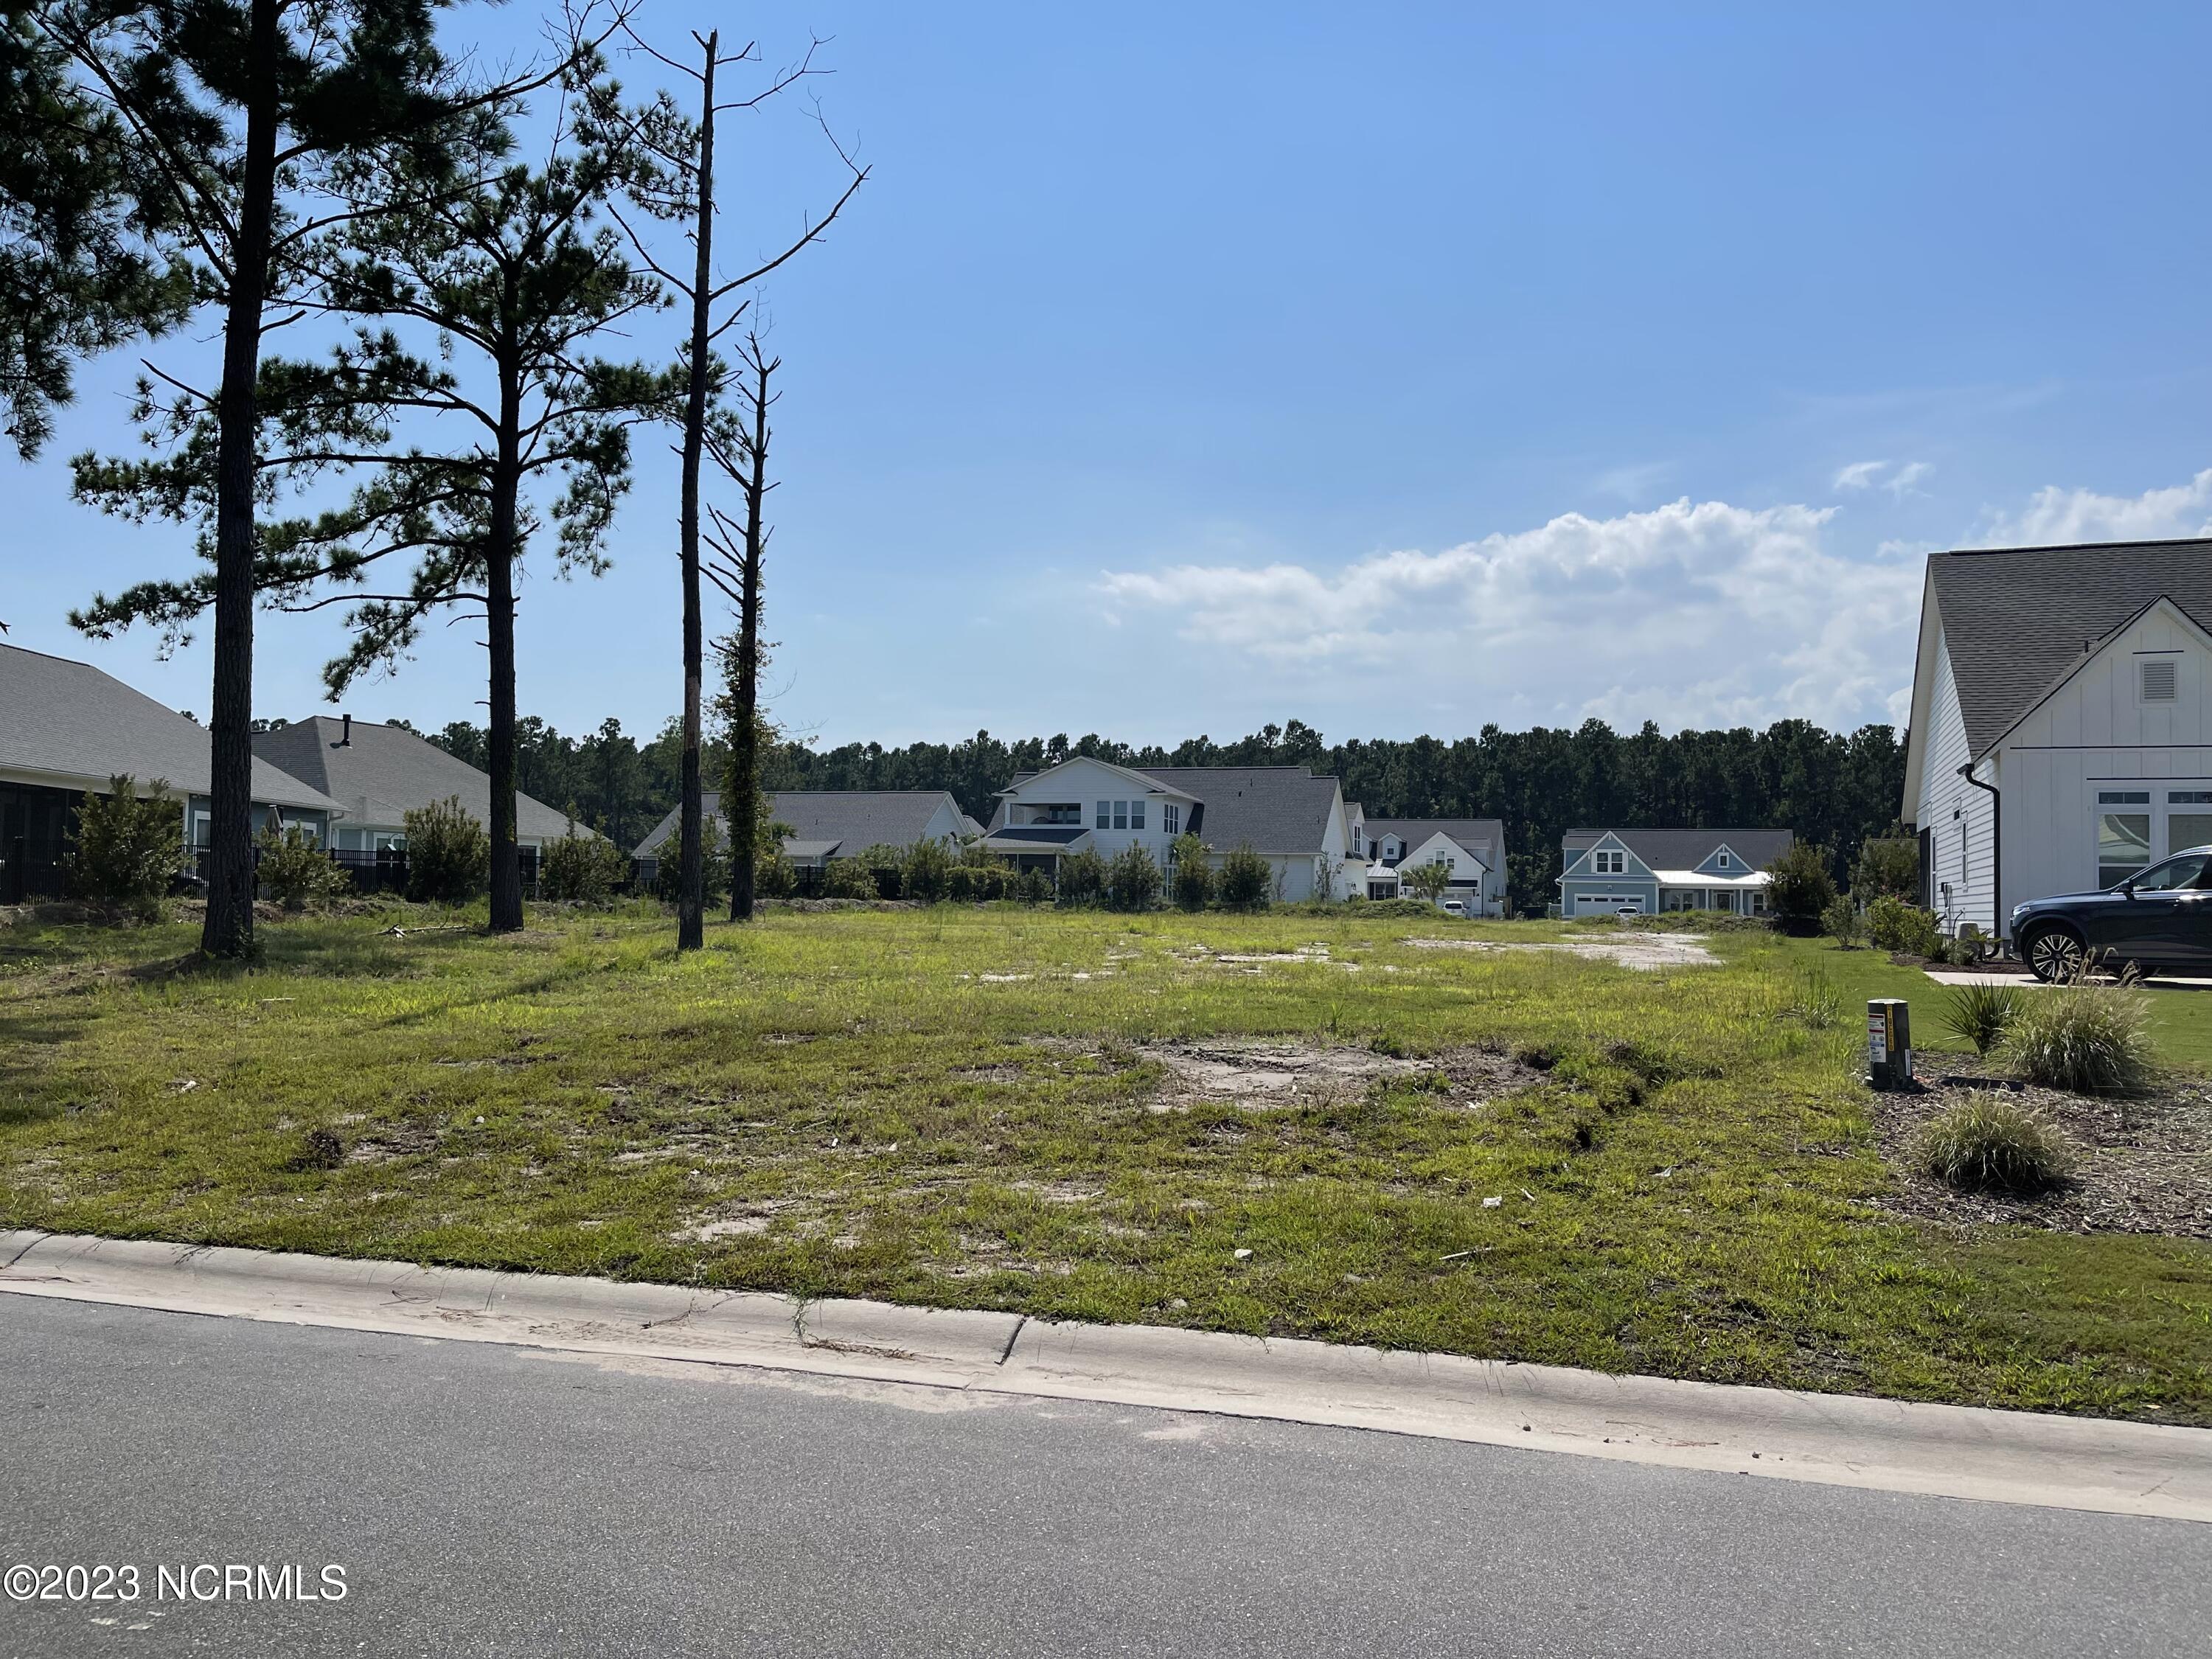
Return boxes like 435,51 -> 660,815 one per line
2023,924 -> 2085,984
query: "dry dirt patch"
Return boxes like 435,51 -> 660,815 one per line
1140,1040 -> 1543,1113
1404,932 -> 1718,970
1867,1063 -> 2212,1239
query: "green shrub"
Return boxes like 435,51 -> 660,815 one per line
1763,841 -> 1836,928
1865,894 -> 1943,957
1910,1093 -> 2072,1193
402,796 -> 490,904
1057,846 -> 1107,907
1820,894 -> 1862,947
846,844 -> 904,899
1105,844 -> 1162,912
1216,844 -> 1273,911
1938,980 -> 2023,1057
64,776 -> 184,919
1998,981 -> 2156,1094
1170,833 -> 1212,911
1850,836 -> 1920,903
1018,868 -> 1053,905
545,823 -> 633,903
255,823 -> 349,911
754,851 -> 797,899
1401,859 -> 1453,902
824,858 -> 880,900
902,838 -> 954,905
947,862 -> 1009,902
646,818 -> 734,911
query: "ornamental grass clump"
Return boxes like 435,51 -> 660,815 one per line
1938,981 -> 2024,1057
1998,979 -> 2156,1095
1910,1092 -> 2072,1194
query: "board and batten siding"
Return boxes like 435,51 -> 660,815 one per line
1994,602 -> 2212,919
1913,626 -> 1997,935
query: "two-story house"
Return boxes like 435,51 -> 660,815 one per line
1900,536 -> 2212,939
1557,827 -> 1792,917
984,759 -> 1357,900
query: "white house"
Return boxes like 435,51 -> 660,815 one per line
984,759 -> 1358,900
1901,537 -> 2212,940
1348,813 -> 1508,915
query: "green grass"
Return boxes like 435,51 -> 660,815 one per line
3,903 -> 2210,1422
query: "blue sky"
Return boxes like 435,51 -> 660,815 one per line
13,1 -> 2212,748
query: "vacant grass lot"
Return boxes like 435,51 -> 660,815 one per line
3,904 -> 2209,1422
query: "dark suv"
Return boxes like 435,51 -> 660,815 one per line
2009,845 -> 2212,980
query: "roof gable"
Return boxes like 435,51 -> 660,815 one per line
253,717 -> 579,838
1927,537 -> 2212,756
1,646 -> 341,813
633,790 -> 964,858
1564,827 -> 1793,873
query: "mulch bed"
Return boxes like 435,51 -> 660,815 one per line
1866,1056 -> 2212,1239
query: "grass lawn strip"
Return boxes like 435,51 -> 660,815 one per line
2,903 -> 2209,1423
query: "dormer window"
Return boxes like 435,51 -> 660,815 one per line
1716,851 -> 1731,870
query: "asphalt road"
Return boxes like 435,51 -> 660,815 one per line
2,1297 -> 2205,1658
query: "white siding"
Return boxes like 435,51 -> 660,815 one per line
1996,602 -> 2212,917
1913,627 -> 1996,934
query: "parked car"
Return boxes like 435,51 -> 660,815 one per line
1441,898 -> 1466,917
2009,845 -> 2212,981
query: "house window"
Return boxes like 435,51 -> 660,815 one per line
2166,793 -> 2212,856
1113,801 -> 1128,830
1593,849 -> 1624,875
1096,801 -> 1110,830
1715,852 -> 1731,870
1164,804 -> 1180,836
2140,656 -> 2180,703
1038,803 -> 1080,826
1130,799 -> 1145,831
2096,791 -> 2152,887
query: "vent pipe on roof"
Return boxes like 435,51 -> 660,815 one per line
338,713 -> 352,747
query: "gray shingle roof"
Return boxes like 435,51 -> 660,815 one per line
0,644 -> 342,813
1135,766 -> 1341,854
633,790 -> 967,859
1930,537 -> 2212,756
1563,827 -> 1794,871
251,716 -> 584,839
1362,818 -> 1506,860
987,765 -> 1344,852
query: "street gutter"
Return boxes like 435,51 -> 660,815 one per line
4,1228 -> 2207,1523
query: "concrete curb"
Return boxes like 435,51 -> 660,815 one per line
4,1228 -> 2208,1523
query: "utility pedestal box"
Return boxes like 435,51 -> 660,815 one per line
1867,998 -> 1913,1090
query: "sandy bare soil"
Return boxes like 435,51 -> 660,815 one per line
1402,932 -> 1719,970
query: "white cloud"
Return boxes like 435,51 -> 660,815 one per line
1096,497 -> 1921,731
1975,468 -> 2212,547
1885,460 -> 1933,498
1833,458 -> 1932,496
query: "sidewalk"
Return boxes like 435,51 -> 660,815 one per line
4,1228 -> 2208,1523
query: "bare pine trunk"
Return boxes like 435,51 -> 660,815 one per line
674,35 -> 718,951
486,356 -> 524,933
731,349 -> 770,922
201,0 -> 279,959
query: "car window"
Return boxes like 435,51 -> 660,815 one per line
2130,853 -> 2209,891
